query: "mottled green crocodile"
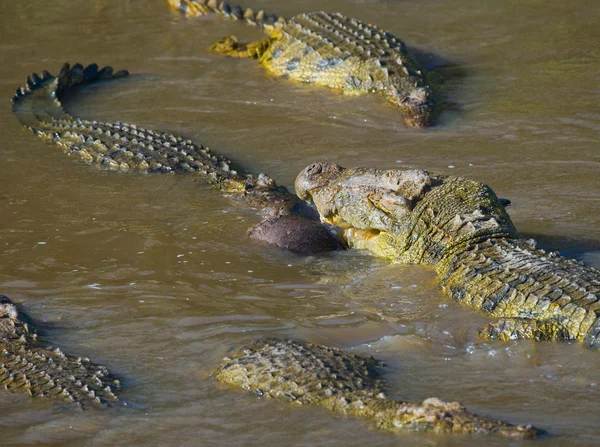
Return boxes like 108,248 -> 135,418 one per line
166,0 -> 436,128
0,294 -> 119,407
216,339 -> 540,438
6,64 -> 542,437
296,162 -> 600,347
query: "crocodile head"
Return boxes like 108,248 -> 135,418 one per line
389,86 -> 434,129
295,162 -> 517,263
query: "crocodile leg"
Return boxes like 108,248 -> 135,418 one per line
480,317 -> 570,342
210,35 -> 271,58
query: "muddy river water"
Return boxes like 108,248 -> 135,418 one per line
1,0 -> 599,445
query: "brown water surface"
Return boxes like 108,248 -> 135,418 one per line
1,0 -> 599,445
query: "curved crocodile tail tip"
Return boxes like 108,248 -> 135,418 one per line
13,62 -> 129,130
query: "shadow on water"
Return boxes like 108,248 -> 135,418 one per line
410,47 -> 469,125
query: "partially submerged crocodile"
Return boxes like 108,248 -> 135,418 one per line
12,62 -> 341,255
296,162 -> 600,347
216,339 -> 540,438
0,295 -> 119,407
166,0 -> 436,128
6,64 -> 541,437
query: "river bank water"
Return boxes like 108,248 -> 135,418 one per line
0,1 -> 599,445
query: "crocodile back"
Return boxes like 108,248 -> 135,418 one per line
261,12 -> 434,127
437,238 -> 600,345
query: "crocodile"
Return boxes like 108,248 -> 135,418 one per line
217,339 -> 540,438
295,162 -> 600,347
166,0 -> 437,128
0,295 -> 119,407
7,64 -> 542,436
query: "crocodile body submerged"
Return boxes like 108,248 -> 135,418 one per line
0,295 -> 119,407
166,0 -> 436,128
216,339 -> 540,438
296,162 -> 600,347
6,64 -> 541,437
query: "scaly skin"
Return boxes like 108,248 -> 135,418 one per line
7,63 -> 339,407
216,339 -> 541,438
0,295 -> 119,406
10,64 -> 541,435
167,0 -> 436,128
12,63 -> 308,219
295,162 -> 600,347
12,63 -> 341,253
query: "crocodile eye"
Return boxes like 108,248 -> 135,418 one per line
306,163 -> 323,176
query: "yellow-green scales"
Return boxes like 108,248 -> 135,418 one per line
168,0 -> 436,128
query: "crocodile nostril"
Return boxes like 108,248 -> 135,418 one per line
306,163 -> 323,176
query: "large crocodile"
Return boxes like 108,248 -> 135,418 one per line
216,339 -> 540,438
166,0 -> 437,128
296,162 -> 600,347
6,64 -> 542,437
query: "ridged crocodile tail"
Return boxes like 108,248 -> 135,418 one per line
167,0 -> 282,26
0,295 -> 120,407
12,63 -> 129,132
12,62 -> 316,222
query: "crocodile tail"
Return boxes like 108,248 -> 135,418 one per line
0,295 -> 120,407
11,62 -> 129,132
167,0 -> 282,27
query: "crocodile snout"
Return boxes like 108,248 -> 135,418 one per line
295,162 -> 344,201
